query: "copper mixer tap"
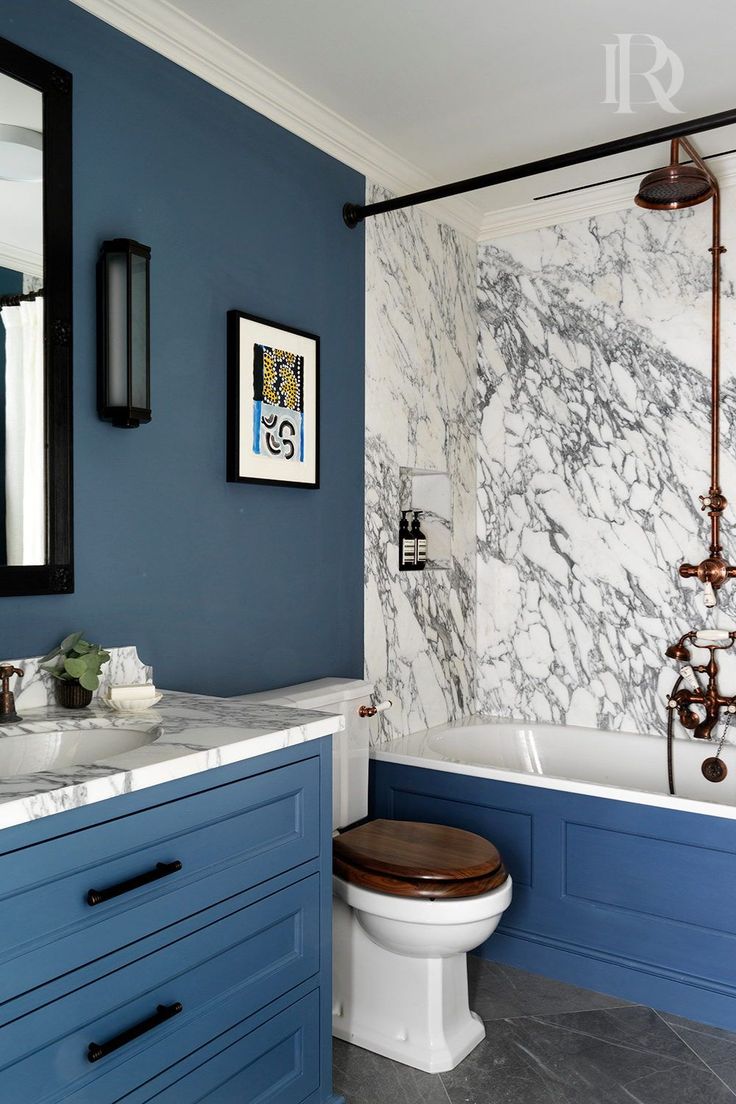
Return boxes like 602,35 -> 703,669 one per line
665,632 -> 736,741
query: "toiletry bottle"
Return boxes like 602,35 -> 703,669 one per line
399,510 -> 415,570
412,511 -> 427,570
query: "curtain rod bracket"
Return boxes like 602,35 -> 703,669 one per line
343,203 -> 364,229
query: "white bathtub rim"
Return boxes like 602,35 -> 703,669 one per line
371,717 -> 736,821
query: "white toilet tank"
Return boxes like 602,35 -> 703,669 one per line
231,677 -> 374,831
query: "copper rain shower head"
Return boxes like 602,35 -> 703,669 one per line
635,139 -> 715,210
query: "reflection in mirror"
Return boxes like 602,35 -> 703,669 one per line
0,35 -> 72,596
0,73 -> 44,565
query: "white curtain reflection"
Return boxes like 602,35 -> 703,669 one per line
2,297 -> 44,564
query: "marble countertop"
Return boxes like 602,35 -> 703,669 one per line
0,690 -> 343,830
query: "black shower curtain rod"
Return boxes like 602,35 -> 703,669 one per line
342,106 -> 736,228
0,289 -> 43,307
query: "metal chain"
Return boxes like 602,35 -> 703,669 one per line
714,710 -> 733,759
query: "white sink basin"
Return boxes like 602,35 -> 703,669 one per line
0,725 -> 159,779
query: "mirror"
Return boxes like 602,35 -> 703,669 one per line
0,37 -> 72,595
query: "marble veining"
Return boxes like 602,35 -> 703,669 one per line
6,645 -> 152,710
365,182 -> 477,743
477,196 -> 736,735
0,686 -> 343,830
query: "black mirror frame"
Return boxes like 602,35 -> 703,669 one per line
0,35 -> 73,596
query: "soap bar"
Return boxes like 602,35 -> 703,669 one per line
108,683 -> 157,702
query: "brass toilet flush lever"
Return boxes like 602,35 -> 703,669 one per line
358,699 -> 392,719
0,665 -> 24,724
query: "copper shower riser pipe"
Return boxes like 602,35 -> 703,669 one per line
711,185 -> 723,555
673,137 -> 725,558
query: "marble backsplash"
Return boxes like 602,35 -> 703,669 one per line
477,196 -> 736,736
2,646 -> 152,710
364,183 -> 478,743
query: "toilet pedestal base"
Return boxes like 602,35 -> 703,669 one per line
331,895 -> 486,1073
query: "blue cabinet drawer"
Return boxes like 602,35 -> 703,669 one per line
0,755 -> 319,1014
144,990 -> 320,1104
0,873 -> 320,1103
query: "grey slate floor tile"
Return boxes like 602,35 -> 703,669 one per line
481,1010 -> 734,1104
438,1018 -> 570,1104
529,1005 -> 704,1064
467,958 -> 633,1021
659,1011 -> 736,1093
333,1037 -> 451,1103
334,959 -> 736,1103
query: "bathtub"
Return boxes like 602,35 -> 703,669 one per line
372,715 -> 736,818
370,716 -> 736,1031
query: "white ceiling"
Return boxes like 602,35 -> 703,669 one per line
72,0 -> 736,238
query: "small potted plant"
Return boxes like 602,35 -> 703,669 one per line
39,632 -> 111,709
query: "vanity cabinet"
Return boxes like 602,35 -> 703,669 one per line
0,738 -> 341,1103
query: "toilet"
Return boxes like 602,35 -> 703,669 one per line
233,677 -> 512,1073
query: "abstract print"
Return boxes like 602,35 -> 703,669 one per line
252,344 -> 304,463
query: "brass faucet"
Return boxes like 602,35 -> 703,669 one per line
666,632 -> 736,740
0,665 -> 24,724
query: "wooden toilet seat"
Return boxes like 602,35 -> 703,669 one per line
333,819 -> 507,899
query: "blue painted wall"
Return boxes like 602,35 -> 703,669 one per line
0,1 -> 365,695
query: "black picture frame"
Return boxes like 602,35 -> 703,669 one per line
227,310 -> 320,489
0,35 -> 73,595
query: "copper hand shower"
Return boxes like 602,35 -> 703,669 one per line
637,138 -> 733,600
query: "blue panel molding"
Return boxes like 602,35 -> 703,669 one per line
0,737 -> 339,1101
563,819 -> 736,933
376,779 -> 535,887
371,759 -> 736,1031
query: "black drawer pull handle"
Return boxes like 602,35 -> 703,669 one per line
86,860 -> 182,906
87,1001 -> 183,1063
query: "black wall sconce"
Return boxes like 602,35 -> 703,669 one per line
97,238 -> 151,428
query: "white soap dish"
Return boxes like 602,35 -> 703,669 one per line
103,692 -> 163,712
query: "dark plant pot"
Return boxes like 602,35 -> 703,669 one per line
55,679 -> 93,709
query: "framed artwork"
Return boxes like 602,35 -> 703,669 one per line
227,310 -> 319,488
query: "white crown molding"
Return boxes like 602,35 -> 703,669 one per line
68,1 -> 736,244
478,152 -> 736,242
0,241 -> 43,279
68,0 -> 481,240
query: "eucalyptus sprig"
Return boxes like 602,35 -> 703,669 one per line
39,632 -> 111,692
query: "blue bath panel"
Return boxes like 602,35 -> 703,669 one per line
564,821 -> 736,933
376,785 -> 534,887
370,760 -> 736,1032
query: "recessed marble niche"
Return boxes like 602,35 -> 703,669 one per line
399,468 -> 453,570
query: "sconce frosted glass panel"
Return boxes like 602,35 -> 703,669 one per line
105,251 -> 128,408
98,238 -> 151,428
130,251 -> 148,409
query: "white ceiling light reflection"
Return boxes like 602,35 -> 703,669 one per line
0,124 -> 42,183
